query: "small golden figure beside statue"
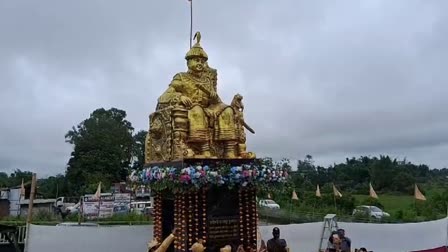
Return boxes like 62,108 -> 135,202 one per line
145,32 -> 256,162
147,228 -> 176,252
191,239 -> 206,252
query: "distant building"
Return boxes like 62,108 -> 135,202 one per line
0,181 -> 33,217
19,199 -> 56,216
134,185 -> 151,200
111,182 -> 132,194
0,190 -> 10,218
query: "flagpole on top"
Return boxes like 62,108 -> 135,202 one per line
189,0 -> 193,48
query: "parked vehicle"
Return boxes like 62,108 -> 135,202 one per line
143,206 -> 154,216
352,205 -> 390,219
66,202 -> 81,214
54,197 -> 77,209
53,197 -> 79,219
258,199 -> 280,209
130,201 -> 153,215
113,205 -> 130,215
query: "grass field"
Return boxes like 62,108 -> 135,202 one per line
353,194 -> 415,212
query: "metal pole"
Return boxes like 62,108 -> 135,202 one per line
78,196 -> 82,225
26,174 -> 37,224
334,194 -> 337,212
190,0 -> 193,48
289,198 -> 292,224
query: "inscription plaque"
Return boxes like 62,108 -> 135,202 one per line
207,187 -> 240,252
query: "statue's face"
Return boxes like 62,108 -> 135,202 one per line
187,57 -> 207,73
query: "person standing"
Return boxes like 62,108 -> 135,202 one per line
327,231 -> 341,252
267,227 -> 287,252
337,229 -> 351,252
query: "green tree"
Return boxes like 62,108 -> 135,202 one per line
391,172 -> 415,193
297,155 -> 316,177
37,174 -> 69,199
368,155 -> 397,191
65,108 -> 134,196
0,172 -> 9,187
8,170 -> 33,187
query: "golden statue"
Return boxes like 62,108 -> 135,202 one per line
145,32 -> 256,162
191,240 -> 206,252
220,245 -> 232,252
147,230 -> 175,252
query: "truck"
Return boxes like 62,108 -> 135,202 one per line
53,197 -> 79,218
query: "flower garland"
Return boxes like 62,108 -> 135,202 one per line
129,164 -> 289,192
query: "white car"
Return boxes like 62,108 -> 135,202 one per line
259,199 -> 280,209
66,202 -> 81,214
352,205 -> 390,219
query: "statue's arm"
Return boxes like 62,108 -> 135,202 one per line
209,84 -> 223,104
211,94 -> 223,104
155,234 -> 175,252
157,74 -> 183,104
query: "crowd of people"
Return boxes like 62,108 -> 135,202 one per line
146,227 -> 370,252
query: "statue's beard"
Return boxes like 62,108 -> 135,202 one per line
188,68 -> 203,76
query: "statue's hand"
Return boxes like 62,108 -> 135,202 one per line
210,90 -> 218,100
180,96 -> 193,107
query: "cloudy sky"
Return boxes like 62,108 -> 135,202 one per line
1,0 -> 447,176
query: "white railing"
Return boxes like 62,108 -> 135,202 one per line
0,225 -> 26,244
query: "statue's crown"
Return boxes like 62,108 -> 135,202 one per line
185,31 -> 208,60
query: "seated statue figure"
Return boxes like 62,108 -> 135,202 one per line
145,32 -> 255,162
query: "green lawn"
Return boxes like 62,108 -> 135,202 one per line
353,194 -> 415,212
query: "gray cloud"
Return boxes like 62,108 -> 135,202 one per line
0,0 -> 447,176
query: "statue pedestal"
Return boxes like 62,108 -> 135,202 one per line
148,159 -> 258,252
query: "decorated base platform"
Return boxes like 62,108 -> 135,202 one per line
149,159 -> 258,252
132,158 -> 289,252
